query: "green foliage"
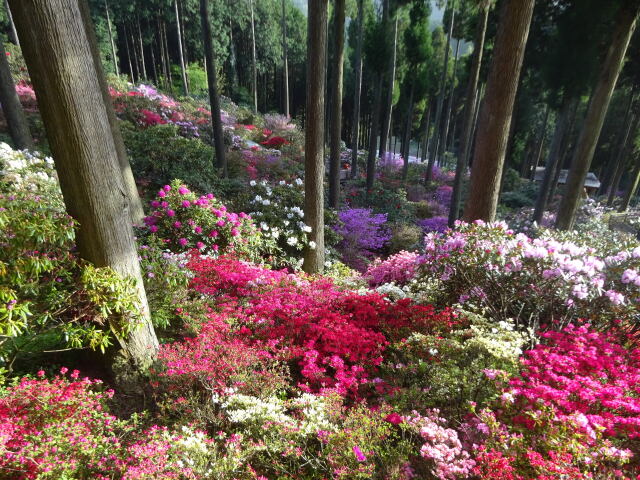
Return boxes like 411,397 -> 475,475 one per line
388,223 -> 422,253
121,122 -> 221,195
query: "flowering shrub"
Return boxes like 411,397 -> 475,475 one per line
0,143 -> 58,195
365,250 -> 421,287
141,180 -> 263,259
417,215 -> 449,233
414,220 -> 640,329
334,208 -> 391,271
379,151 -> 404,172
243,178 -> 312,267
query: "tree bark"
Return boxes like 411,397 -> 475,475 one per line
379,16 -> 398,157
200,0 -> 227,176
161,18 -> 173,93
401,82 -> 415,183
281,0 -> 290,117
556,0 -> 640,230
619,152 -> 640,211
129,24 -> 140,82
608,112 -> 640,205
533,96 -> 575,224
4,0 -> 19,46
441,38 -> 461,161
9,0 -> 158,367
366,73 -> 384,197
420,99 -> 432,162
0,38 -> 33,149
303,0 -> 328,274
426,1 -> 455,183
350,0 -> 364,179
123,23 -> 135,82
328,0 -> 345,209
250,0 -> 258,113
462,0 -> 535,222
530,104 -> 551,179
80,0 -> 145,225
174,0 -> 188,95
449,0 -> 488,227
136,15 -> 147,80
104,0 -> 118,75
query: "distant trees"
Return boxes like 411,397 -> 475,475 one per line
556,0 -> 640,229
9,0 -> 158,368
328,0 -> 345,209
0,37 -> 33,150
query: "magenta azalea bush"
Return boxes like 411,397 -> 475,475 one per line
365,250 -> 421,287
141,180 -> 264,259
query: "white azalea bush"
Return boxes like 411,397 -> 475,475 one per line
0,142 -> 59,196
245,178 -> 314,269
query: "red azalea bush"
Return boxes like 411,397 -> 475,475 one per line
158,254 -> 459,399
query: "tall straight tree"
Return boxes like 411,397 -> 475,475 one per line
379,15 -> 398,157
4,0 -> 18,45
449,0 -> 491,226
328,0 -> 345,209
174,0 -> 188,95
303,0 -> 328,274
281,0 -> 290,117
9,0 -> 158,367
462,0 -> 535,222
556,0 -> 640,230
250,0 -> 258,113
607,111 -> 640,205
0,38 -> 33,149
620,152 -> 640,211
426,0 -> 455,183
350,0 -> 364,179
104,0 -> 119,75
200,0 -> 227,176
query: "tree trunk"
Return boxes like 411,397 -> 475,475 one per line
162,18 -> 173,93
174,0 -> 188,95
281,0 -> 290,117
426,0 -> 455,183
0,38 -> 33,149
533,96 -> 574,224
10,0 -> 158,367
530,104 -> 551,179
328,0 -> 345,209
80,0 -> 145,225
303,0 -> 328,274
366,73 -> 384,197
379,16 -> 398,157
556,0 -> 640,230
548,98 -> 581,203
420,99 -> 432,162
123,23 -> 135,82
619,152 -> 640,211
129,25 -> 140,82
104,0 -> 118,75
462,0 -> 535,222
608,112 -> 640,205
350,0 -> 364,179
250,0 -> 258,113
441,38 -> 461,161
136,15 -> 147,80
401,82 -> 415,183
4,0 -> 18,46
200,0 -> 227,176
150,34 -> 158,85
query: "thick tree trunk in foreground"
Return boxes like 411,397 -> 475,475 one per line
620,153 -> 640,211
463,0 -> 535,222
303,0 -> 328,274
80,0 -> 145,225
328,0 -> 345,209
200,0 -> 227,176
0,38 -> 33,149
556,0 -> 640,230
350,0 -> 364,179
379,17 -> 398,157
449,2 -> 489,226
533,96 -> 574,224
10,0 -> 158,367
426,1 -> 455,183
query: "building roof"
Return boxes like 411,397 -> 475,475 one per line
534,167 -> 601,189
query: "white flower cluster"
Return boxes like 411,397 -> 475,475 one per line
0,143 -> 58,193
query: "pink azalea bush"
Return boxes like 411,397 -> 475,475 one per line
141,180 -> 263,258
416,220 -> 640,329
365,250 -> 421,287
